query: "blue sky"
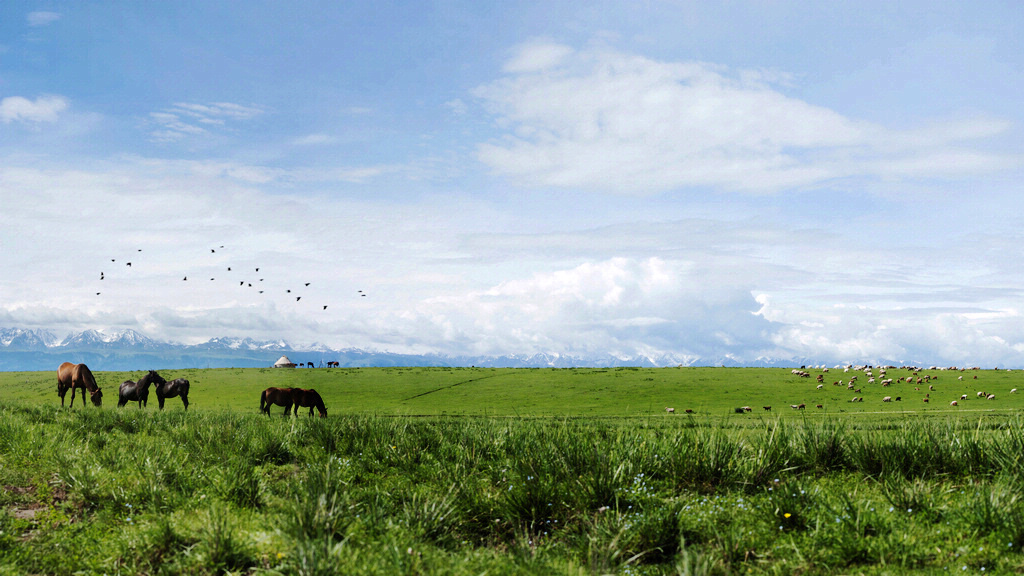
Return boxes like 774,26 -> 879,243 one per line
2,1 -> 1023,365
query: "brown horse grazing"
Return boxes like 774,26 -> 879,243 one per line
260,387 -> 295,416
57,362 -> 103,407
292,388 -> 327,417
154,377 -> 189,410
260,387 -> 327,417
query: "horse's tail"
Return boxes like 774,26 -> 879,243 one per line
259,389 -> 267,412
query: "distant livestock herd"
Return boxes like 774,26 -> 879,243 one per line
665,365 -> 1019,414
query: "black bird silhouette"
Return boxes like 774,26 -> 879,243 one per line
126,262 -> 131,267
305,283 -> 310,286
296,297 -> 301,301
240,281 -> 244,286
96,292 -> 101,295
211,249 -> 215,253
227,267 -> 231,271
323,305 -> 328,310
183,276 -> 187,281
287,289 -> 291,293
255,268 -> 259,272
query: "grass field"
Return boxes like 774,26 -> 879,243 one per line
2,366 -> 1024,575
4,365 -> 1023,417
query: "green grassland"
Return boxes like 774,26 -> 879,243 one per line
2,366 -> 1024,575
3,365 -> 1022,418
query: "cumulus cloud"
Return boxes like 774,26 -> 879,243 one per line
403,257 -> 779,359
0,95 -> 68,123
474,42 -> 1016,194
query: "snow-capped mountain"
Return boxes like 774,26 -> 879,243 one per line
0,326 -> 805,372
0,328 -> 61,350
60,329 -> 159,350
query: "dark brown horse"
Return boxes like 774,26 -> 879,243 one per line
154,377 -> 190,410
118,370 -> 166,408
57,362 -> 103,407
260,387 -> 327,417
293,388 -> 327,417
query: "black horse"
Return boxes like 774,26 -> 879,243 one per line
155,377 -> 190,410
118,370 -> 166,408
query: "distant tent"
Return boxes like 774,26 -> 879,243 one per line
273,355 -> 297,368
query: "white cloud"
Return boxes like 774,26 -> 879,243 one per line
474,42 -> 1017,194
502,41 -> 575,73
404,257 -> 778,358
26,11 -> 61,27
291,133 -> 337,146
0,95 -> 68,123
148,101 -> 265,141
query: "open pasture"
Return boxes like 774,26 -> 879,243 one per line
2,365 -> 1022,419
2,366 -> 1024,575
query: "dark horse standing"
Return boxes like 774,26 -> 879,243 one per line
57,362 -> 103,407
118,370 -> 166,409
260,387 -> 327,417
154,377 -> 190,410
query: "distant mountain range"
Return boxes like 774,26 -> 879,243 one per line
0,326 -> 806,372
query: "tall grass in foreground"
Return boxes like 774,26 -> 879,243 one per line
1,402 -> 1024,574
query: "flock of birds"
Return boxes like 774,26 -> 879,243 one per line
92,246 -> 367,311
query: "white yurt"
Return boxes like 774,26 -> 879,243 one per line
273,355 -> 297,368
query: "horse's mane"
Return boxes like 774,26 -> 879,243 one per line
72,363 -> 99,391
138,370 -> 166,388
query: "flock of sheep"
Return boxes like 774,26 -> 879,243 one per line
794,365 -> 1018,409
664,365 -> 1019,414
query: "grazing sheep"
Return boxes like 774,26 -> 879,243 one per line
665,407 -> 675,413
882,396 -> 891,402
923,398 -> 929,403
1011,389 -> 1018,394
816,404 -> 823,409
950,400 -> 958,406
978,391 -> 986,398
988,394 -> 996,400
763,405 -> 771,411
895,396 -> 901,401
961,394 -> 968,400
685,409 -> 694,414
